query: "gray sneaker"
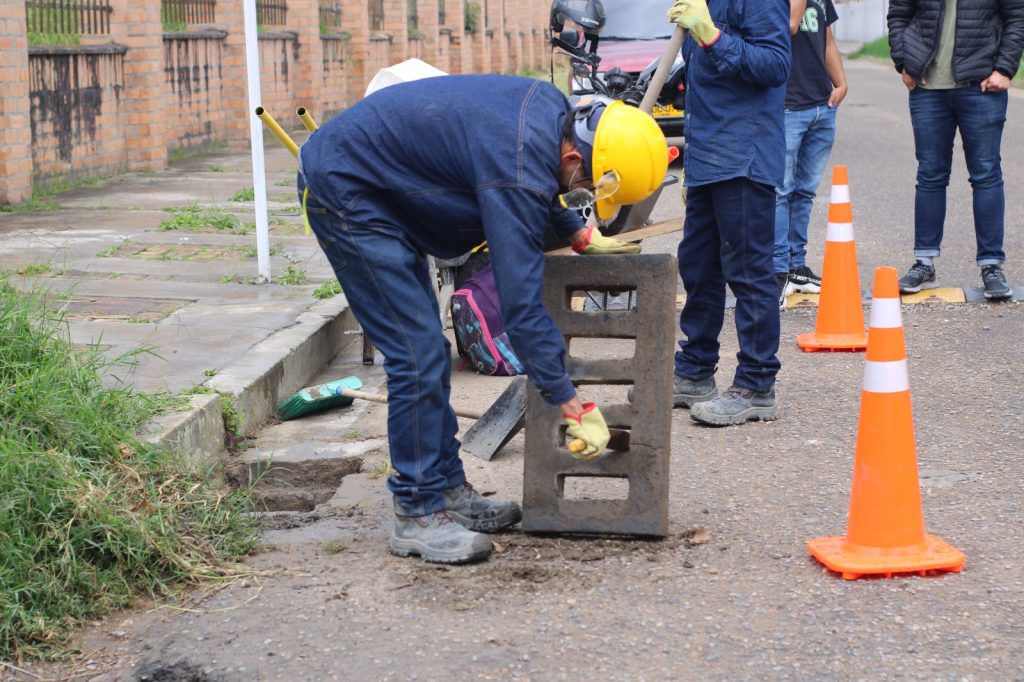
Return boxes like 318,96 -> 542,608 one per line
981,264 -> 1013,300
690,385 -> 777,426
444,482 -> 521,532
626,374 -> 717,407
898,261 -> 936,293
390,508 -> 492,564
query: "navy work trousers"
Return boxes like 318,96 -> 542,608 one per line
675,177 -> 781,393
300,177 -> 466,517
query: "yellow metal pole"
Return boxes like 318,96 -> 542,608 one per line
296,106 -> 319,132
255,106 -> 299,158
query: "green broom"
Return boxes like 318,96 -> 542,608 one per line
276,375 -> 364,420
277,375 -> 484,421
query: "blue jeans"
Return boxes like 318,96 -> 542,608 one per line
909,86 -> 1007,266
676,177 -> 781,393
773,104 -> 837,273
299,177 -> 465,517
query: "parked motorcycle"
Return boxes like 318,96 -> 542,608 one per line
548,0 -> 681,239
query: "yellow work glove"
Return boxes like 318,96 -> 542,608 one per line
563,402 -> 611,461
570,224 -> 642,255
667,0 -> 720,46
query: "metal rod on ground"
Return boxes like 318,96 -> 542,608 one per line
638,25 -> 688,115
343,388 -> 482,420
243,0 -> 271,282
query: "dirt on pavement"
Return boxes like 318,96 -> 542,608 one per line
11,298 -> 1023,682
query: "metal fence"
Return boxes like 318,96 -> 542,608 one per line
319,0 -> 342,31
256,0 -> 288,26
161,0 -> 216,26
25,0 -> 112,36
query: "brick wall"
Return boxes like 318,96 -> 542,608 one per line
0,0 -> 553,205
0,2 -> 34,203
163,33 -> 229,151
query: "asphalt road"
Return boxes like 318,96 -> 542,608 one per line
15,57 -> 1024,682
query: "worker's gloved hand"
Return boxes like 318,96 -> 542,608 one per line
667,0 -> 720,46
570,225 -> 642,255
563,402 -> 611,461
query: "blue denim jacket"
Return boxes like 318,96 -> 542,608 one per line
682,0 -> 791,188
299,75 -> 581,405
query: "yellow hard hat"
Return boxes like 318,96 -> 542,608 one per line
572,99 -> 669,221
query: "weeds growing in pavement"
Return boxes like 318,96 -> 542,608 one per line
313,280 -> 342,299
158,205 -> 245,233
0,278 -> 258,660
229,187 -> 256,202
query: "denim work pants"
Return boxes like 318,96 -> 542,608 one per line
909,86 -> 1008,266
676,177 -> 781,393
773,104 -> 837,273
300,180 -> 465,517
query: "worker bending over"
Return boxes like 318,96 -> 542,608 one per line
299,74 -> 668,563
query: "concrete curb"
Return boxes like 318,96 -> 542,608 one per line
143,392 -> 226,465
206,294 -> 360,435
143,294 -> 359,460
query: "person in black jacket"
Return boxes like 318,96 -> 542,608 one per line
888,0 -> 1024,299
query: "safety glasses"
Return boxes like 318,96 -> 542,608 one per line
558,169 -> 621,211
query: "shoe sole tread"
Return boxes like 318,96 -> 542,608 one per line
389,537 -> 492,564
672,390 -> 718,409
448,508 -> 522,533
690,406 -> 778,426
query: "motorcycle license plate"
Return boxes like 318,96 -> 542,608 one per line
652,103 -> 682,118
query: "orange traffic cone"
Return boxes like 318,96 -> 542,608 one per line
797,165 -> 867,351
807,267 -> 965,580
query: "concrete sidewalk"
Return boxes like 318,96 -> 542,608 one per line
0,139 -> 358,461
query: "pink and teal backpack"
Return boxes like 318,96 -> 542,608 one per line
450,263 -> 524,376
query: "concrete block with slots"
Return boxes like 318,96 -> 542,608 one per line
522,254 -> 676,537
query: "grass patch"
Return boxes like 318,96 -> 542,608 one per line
229,187 -> 256,202
0,195 -> 59,213
0,278 -> 258,660
274,263 -> 309,286
848,36 -> 891,61
313,280 -> 342,299
15,263 -> 51,277
321,540 -> 346,554
158,205 -> 245,234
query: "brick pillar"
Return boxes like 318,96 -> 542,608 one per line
491,0 -> 503,72
0,3 -> 33,204
341,0 -> 372,101
418,0 -> 440,67
218,0 -> 252,145
291,0 -> 325,118
384,0 -> 408,64
108,0 -> 168,170
472,1 -> 488,73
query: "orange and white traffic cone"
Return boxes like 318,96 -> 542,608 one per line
807,267 -> 965,580
797,165 -> 867,352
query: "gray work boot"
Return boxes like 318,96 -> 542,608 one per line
444,482 -> 522,532
627,374 -> 717,408
671,374 -> 718,408
690,385 -> 777,426
390,507 -> 492,564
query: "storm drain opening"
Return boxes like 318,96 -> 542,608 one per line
225,457 -> 364,512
